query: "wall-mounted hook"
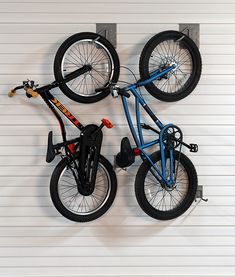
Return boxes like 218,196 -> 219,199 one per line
96,23 -> 117,48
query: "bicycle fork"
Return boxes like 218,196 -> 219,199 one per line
147,124 -> 199,189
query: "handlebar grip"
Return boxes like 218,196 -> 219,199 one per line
26,88 -> 39,98
8,89 -> 16,97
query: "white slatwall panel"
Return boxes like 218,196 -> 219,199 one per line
0,0 -> 234,276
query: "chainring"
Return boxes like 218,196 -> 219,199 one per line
162,125 -> 183,150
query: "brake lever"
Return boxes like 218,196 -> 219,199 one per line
23,80 -> 38,89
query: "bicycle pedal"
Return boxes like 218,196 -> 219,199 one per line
189,143 -> 198,153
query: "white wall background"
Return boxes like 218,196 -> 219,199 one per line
0,0 -> 235,276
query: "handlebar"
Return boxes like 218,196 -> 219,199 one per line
8,65 -> 92,98
8,85 -> 24,97
26,88 -> 39,98
8,86 -> 39,98
8,89 -> 17,97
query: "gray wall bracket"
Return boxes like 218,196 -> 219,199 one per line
179,23 -> 200,48
195,185 -> 208,202
96,23 -> 117,48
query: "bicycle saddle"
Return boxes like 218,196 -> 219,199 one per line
116,137 -> 135,168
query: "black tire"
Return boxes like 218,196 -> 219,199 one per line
135,150 -> 198,220
50,155 -> 117,222
54,32 -> 120,103
139,30 -> 202,102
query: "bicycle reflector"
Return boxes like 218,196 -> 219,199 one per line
133,148 -> 141,156
68,143 -> 76,154
101,118 -> 113,129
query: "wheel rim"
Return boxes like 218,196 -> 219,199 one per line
61,39 -> 115,97
57,162 -> 111,216
144,159 -> 189,212
148,39 -> 193,94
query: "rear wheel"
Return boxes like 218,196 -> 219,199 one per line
50,155 -> 117,222
54,32 -> 120,103
139,30 -> 202,102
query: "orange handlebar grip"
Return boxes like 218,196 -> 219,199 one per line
8,90 -> 16,97
26,88 -> 39,98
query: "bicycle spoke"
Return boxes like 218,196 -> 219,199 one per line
92,68 -> 109,82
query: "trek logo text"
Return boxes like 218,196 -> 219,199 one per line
51,98 -> 80,127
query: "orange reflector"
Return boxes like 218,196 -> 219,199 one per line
101,118 -> 113,129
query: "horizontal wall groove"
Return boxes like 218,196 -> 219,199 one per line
1,254 -> 235,258
3,1 -> 235,3
1,244 -> 235,248
1,265 -> 235,268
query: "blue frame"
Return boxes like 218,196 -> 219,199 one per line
121,65 -> 176,188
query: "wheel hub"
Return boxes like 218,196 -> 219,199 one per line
161,181 -> 177,191
158,58 -> 177,80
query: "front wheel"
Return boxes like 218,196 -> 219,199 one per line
135,150 -> 198,220
50,155 -> 117,222
139,30 -> 202,102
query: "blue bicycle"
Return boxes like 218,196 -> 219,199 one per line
95,66 -> 198,220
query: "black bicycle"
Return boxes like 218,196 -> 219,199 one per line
8,66 -> 117,222
53,31 -> 201,103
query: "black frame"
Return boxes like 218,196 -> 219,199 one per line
11,65 -> 104,190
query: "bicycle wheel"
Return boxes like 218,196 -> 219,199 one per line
50,155 -> 117,222
54,32 -> 120,103
139,30 -> 202,102
135,150 -> 198,220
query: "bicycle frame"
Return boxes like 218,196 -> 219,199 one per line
120,65 -> 178,188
